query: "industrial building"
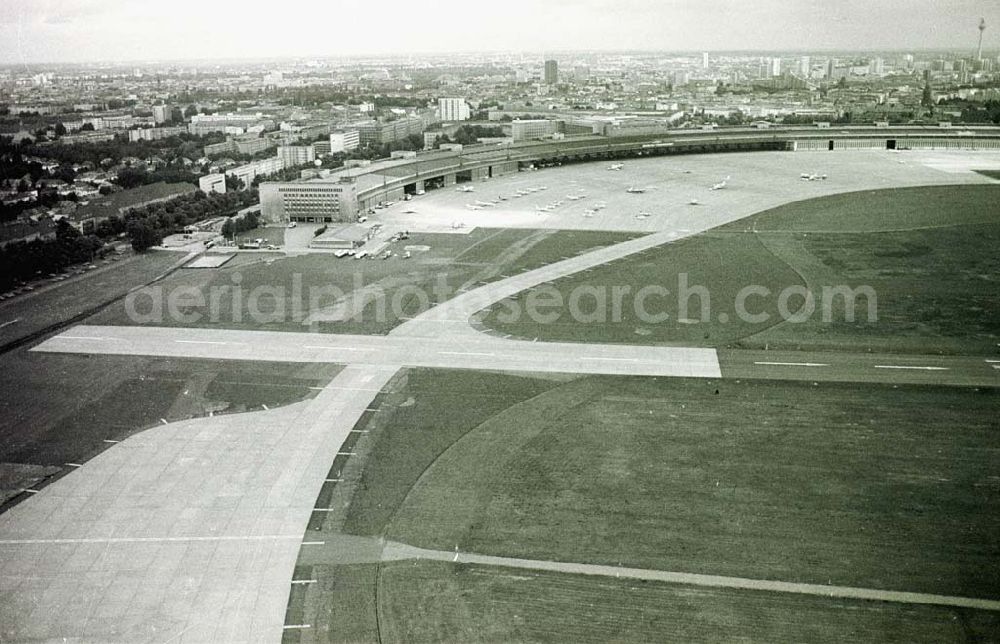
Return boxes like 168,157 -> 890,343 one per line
330,130 -> 360,153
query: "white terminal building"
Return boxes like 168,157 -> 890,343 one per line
259,178 -> 359,224
438,97 -> 470,122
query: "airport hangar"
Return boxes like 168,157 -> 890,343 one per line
258,124 -> 1000,225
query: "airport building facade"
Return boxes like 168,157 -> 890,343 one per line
259,180 -> 359,224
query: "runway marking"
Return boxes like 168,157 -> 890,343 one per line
159,418 -> 168,425
580,356 -> 639,362
23,489 -> 39,494
325,478 -> 343,483
874,365 -> 949,371
986,360 -> 1000,363
291,580 -> 317,585
0,535 -> 305,545
303,345 -> 368,351
65,463 -> 82,468
302,541 -> 325,546
0,319 -> 20,329
311,508 -> 337,512
102,439 -> 119,444
283,625 -> 311,630
174,340 -> 246,346
57,336 -> 113,341
439,351 -> 496,357
754,361 -> 829,367
337,452 -> 356,456
261,404 -> 269,410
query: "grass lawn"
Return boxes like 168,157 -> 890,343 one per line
89,228 -> 636,336
0,250 -> 185,351
234,226 -> 286,247
0,350 -> 339,473
376,561 -> 1000,643
481,185 -> 1000,355
373,372 -> 1000,599
342,369 -> 566,537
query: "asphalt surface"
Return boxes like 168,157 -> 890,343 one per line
0,363 -> 398,642
33,325 -> 722,379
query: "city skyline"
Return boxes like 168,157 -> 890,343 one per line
1,0 -> 998,65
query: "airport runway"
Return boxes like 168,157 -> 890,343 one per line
32,324 -> 723,379
34,324 -> 1000,387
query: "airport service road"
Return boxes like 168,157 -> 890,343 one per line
0,363 -> 397,643
380,542 -> 1000,613
32,325 -> 723,379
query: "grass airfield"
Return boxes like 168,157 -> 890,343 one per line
4,149 -> 1000,642
287,151 -> 1000,642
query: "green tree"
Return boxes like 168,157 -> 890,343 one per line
126,219 -> 161,252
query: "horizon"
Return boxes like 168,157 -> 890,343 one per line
1,0 -> 998,65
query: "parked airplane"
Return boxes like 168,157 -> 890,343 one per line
466,204 -> 482,210
608,163 -> 624,171
710,176 -> 731,191
475,200 -> 497,207
800,173 -> 828,181
689,198 -> 700,206
456,185 -> 475,193
626,186 -> 650,194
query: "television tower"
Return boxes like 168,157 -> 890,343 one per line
977,18 -> 986,61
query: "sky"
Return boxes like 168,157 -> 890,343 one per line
1,0 -> 998,65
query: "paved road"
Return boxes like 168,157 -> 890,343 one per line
380,542 -> 1000,612
0,363 -> 397,642
33,324 -> 722,378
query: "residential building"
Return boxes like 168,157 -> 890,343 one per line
438,97 -> 470,121
279,145 -> 316,167
199,173 -> 227,194
152,104 -> 172,124
544,59 -> 559,84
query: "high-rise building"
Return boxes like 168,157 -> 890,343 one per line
278,145 -> 316,167
438,97 -> 470,121
152,104 -> 172,124
869,57 -> 884,76
826,58 -> 837,79
702,52 -> 709,69
798,56 -> 811,76
544,59 -> 558,84
770,57 -> 781,77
